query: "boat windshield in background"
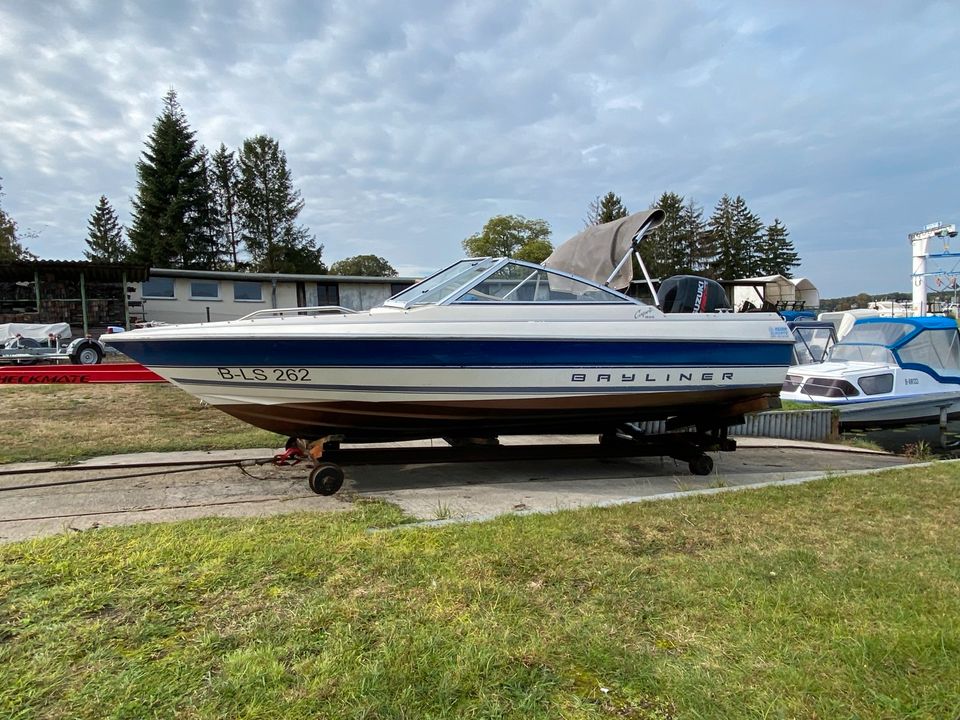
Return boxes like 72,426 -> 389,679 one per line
827,318 -> 960,370
835,322 -> 914,348
788,320 -> 837,365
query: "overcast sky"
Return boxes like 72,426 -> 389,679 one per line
1,0 -> 958,297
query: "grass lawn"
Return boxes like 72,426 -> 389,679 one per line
0,383 -> 282,464
1,464 -> 958,718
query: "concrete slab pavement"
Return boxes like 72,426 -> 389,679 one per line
0,437 -> 912,543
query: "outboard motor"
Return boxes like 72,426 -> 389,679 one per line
659,275 -> 730,313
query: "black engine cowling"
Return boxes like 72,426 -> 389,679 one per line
659,275 -> 730,313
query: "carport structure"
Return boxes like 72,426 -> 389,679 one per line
0,260 -> 149,335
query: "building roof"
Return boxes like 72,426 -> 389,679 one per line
147,267 -> 420,284
0,260 -> 150,283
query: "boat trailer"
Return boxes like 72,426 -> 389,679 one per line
272,424 -> 737,496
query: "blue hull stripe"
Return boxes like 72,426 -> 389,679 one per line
115,337 -> 793,368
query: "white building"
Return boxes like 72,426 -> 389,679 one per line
132,268 -> 418,325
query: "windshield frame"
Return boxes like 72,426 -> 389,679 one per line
383,257 -> 642,309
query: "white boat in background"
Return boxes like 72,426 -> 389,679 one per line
105,210 -> 794,453
781,316 -> 960,426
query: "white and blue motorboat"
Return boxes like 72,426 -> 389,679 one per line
105,211 -> 795,446
780,316 -> 960,426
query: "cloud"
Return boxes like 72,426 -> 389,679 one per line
0,0 -> 957,295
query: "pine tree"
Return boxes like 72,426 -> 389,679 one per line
586,191 -> 629,226
678,198 -> 711,275
129,90 -> 216,269
647,191 -> 684,278
211,143 -> 244,269
237,134 -> 324,273
84,195 -> 129,262
759,218 -> 800,277
708,194 -> 738,279
731,195 -> 765,277
190,146 -> 226,269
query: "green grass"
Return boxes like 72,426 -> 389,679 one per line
778,399 -> 833,411
0,383 -> 282,463
2,466 -> 959,718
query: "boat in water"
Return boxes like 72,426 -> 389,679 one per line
780,316 -> 960,426
105,210 -> 794,446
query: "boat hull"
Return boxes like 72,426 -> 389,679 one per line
789,394 -> 960,428
781,358 -> 960,429
208,386 -> 782,440
107,309 -> 794,442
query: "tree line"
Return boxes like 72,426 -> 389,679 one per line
463,191 -> 801,280
1,90 -> 397,276
93,90 -> 325,273
4,94 -> 800,283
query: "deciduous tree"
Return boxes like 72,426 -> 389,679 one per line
0,179 -> 35,262
329,254 -> 397,277
462,215 -> 553,263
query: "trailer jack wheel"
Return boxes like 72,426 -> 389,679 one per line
688,454 -> 714,476
309,463 -> 345,495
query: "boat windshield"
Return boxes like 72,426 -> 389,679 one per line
385,258 -> 635,307
452,262 -> 633,304
793,326 -> 836,364
828,344 -> 897,364
827,321 -> 960,370
839,322 -> 913,348
387,259 -> 499,307
897,328 -> 960,370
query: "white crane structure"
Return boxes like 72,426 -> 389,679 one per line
910,221 -> 959,315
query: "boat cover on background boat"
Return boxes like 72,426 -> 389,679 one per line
543,209 -> 665,290
0,322 -> 72,341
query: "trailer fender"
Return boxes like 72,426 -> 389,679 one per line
67,338 -> 104,365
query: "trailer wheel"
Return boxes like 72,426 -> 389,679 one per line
308,463 -> 344,495
72,343 -> 103,365
688,454 -> 714,476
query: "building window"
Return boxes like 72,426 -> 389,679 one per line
142,277 -> 175,299
190,280 -> 220,300
233,281 -> 263,302
317,282 -> 340,306
390,282 -> 414,296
